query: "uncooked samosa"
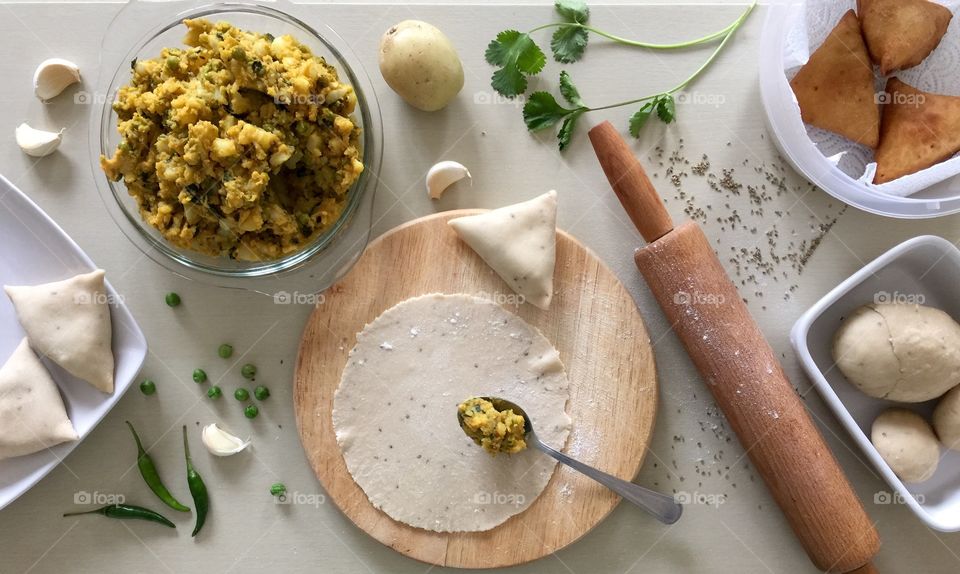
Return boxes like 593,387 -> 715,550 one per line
859,0 -> 953,75
874,78 -> 960,184
790,10 -> 880,148
449,190 -> 557,310
0,338 -> 77,460
5,270 -> 115,393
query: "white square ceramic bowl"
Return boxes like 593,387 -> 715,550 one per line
0,175 -> 148,510
791,235 -> 960,531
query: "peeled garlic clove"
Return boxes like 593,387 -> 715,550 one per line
33,58 -> 81,102
426,160 -> 471,199
201,423 -> 250,457
15,123 -> 63,157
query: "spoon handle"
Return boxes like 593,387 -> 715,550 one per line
534,439 -> 682,524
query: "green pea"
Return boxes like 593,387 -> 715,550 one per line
269,482 -> 286,496
207,386 -> 222,399
165,292 -> 181,307
244,404 -> 259,419
218,344 -> 233,358
192,369 -> 207,383
241,363 -> 257,380
234,388 -> 249,401
254,385 -> 270,401
139,380 -> 156,395
165,56 -> 180,71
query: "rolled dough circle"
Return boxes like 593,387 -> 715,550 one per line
332,293 -> 572,532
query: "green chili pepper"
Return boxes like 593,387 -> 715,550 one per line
63,504 -> 175,528
126,422 -> 190,512
183,425 -> 209,537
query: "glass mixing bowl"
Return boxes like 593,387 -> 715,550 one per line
90,1 -> 382,293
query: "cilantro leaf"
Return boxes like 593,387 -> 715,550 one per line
551,25 -> 589,63
555,0 -> 590,24
486,30 -> 546,97
557,109 -> 585,151
628,101 -> 655,138
558,71 -> 584,107
523,92 -> 578,131
655,94 -> 676,124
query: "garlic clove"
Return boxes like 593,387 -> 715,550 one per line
15,123 -> 63,157
426,160 -> 471,199
201,423 -> 251,457
33,58 -> 81,102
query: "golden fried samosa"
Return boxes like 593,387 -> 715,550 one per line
790,10 -> 880,148
858,0 -> 953,75
874,78 -> 960,183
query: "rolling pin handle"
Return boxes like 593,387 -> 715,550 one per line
587,121 -> 674,243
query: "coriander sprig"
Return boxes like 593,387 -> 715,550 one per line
522,2 -> 755,150
486,0 -> 754,98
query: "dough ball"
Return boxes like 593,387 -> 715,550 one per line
871,408 -> 940,483
934,385 -> 960,451
832,303 -> 960,402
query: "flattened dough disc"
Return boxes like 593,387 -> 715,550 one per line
294,210 -> 657,568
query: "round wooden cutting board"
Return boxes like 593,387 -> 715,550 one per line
293,210 -> 658,569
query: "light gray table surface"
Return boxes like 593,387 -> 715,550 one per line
1,1 -> 959,573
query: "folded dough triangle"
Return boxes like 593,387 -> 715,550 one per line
5,270 -> 115,393
0,338 -> 77,460
874,78 -> 960,184
859,0 -> 953,75
449,190 -> 557,310
790,10 -> 880,148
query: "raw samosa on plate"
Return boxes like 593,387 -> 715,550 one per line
5,270 -> 115,393
0,338 -> 77,460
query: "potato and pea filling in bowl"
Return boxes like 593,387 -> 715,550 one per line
100,18 -> 364,261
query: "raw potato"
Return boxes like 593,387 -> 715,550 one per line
832,303 -> 960,402
933,386 -> 960,451
871,408 -> 940,483
379,20 -> 464,111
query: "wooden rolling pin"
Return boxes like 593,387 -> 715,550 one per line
588,122 -> 879,573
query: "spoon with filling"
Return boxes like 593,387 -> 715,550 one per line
457,396 -> 682,524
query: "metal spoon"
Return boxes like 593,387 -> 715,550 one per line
457,397 -> 682,525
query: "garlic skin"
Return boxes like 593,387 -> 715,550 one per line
426,161 -> 471,199
15,123 -> 63,157
33,58 -> 81,102
201,423 -> 250,457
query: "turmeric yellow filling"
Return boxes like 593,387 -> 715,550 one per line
458,397 -> 527,455
100,18 -> 364,261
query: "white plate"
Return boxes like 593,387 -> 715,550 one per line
758,3 -> 960,219
791,235 -> 960,531
0,175 -> 147,511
